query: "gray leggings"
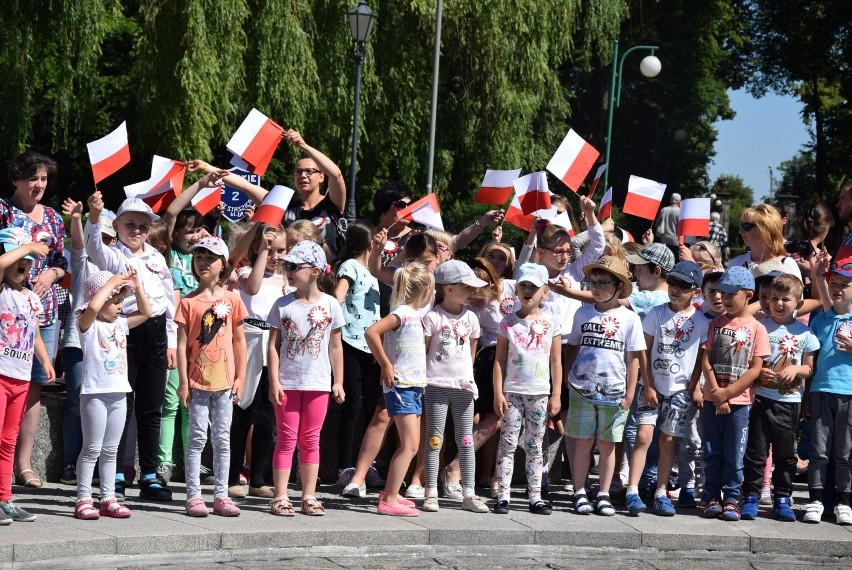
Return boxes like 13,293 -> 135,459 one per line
77,392 -> 127,501
186,388 -> 233,500
423,385 -> 475,495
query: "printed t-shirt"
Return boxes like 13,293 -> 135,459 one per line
383,304 -> 428,391
757,317 -> 820,403
0,284 -> 44,381
79,317 -> 132,394
422,305 -> 480,396
809,308 -> 852,395
498,313 -> 561,396
642,304 -> 710,395
702,314 -> 771,405
627,289 -> 670,321
170,247 -> 198,298
338,259 -> 380,353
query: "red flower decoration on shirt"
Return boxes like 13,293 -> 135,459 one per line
600,316 -> 620,338
733,327 -> 751,352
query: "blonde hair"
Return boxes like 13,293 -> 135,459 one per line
741,204 -> 785,257
146,220 -> 171,266
228,221 -> 253,257
248,223 -> 286,265
690,241 -> 721,269
390,260 -> 434,310
426,229 -> 454,254
603,232 -> 626,263
286,219 -> 332,261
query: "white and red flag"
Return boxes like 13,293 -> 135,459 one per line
678,198 -> 711,242
396,194 -> 444,231
191,185 -> 223,216
86,122 -> 130,184
250,185 -> 295,226
475,169 -> 522,204
504,194 -> 534,232
124,156 -> 186,213
227,109 -> 284,177
598,187 -> 613,220
623,175 -> 666,220
537,205 -> 574,237
587,163 -> 607,198
546,129 -> 600,192
620,228 -> 635,243
513,172 -> 551,215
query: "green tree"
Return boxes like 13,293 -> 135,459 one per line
712,174 -> 754,251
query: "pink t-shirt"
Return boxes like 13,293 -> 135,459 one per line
422,305 -> 480,396
702,314 -> 771,405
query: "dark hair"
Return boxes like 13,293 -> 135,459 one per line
172,209 -> 204,240
469,257 -> 501,301
702,271 -> 724,289
373,181 -> 413,215
190,249 -> 230,286
338,220 -> 374,263
404,232 -> 438,259
8,151 -> 57,187
147,220 -> 172,267
801,201 -> 834,241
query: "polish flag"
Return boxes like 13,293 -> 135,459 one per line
678,198 -> 711,239
475,169 -> 522,204
537,206 -> 574,237
504,194 -> 534,232
227,109 -> 284,176
396,194 -> 443,231
250,185 -> 295,226
87,122 -> 130,184
620,228 -> 635,243
546,129 -> 600,192
191,184 -> 223,216
513,172 -> 551,215
598,187 -> 613,220
587,164 -> 607,198
623,175 -> 666,220
124,156 -> 186,213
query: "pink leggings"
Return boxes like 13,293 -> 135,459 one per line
273,390 -> 329,470
0,377 -> 29,501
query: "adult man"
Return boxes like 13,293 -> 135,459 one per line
654,193 -> 681,260
708,211 -> 728,261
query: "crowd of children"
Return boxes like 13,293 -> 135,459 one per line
1,155 -> 852,530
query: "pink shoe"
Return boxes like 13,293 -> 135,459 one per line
379,491 -> 415,507
378,498 -> 419,516
99,497 -> 131,518
185,497 -> 209,517
213,496 -> 241,517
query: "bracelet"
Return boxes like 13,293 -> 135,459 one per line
49,267 -> 62,282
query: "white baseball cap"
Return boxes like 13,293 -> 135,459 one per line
116,198 -> 159,222
434,260 -> 487,287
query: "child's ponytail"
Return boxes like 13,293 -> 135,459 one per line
390,260 -> 434,310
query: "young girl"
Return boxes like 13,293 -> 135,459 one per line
365,260 -> 433,516
267,240 -> 345,516
493,262 -> 562,515
74,269 -> 152,519
176,236 -> 247,517
0,228 -> 51,523
420,260 -> 489,513
333,221 -> 383,490
228,224 -> 288,498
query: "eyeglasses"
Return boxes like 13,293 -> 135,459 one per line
694,243 -> 718,268
589,280 -> 619,289
666,276 -> 695,290
542,247 -> 571,259
282,261 -> 313,272
740,221 -> 757,232
293,168 -> 322,177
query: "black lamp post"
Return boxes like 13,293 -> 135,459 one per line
345,0 -> 377,221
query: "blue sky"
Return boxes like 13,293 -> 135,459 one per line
708,89 -> 810,203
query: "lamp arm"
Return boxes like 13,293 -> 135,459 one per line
614,45 -> 659,108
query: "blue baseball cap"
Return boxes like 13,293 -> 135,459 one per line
0,228 -> 37,260
668,261 -> 703,288
516,263 -> 549,287
714,266 -> 755,294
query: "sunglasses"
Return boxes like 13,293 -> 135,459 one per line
740,221 -> 757,232
694,243 -> 718,268
392,200 -> 410,209
666,276 -> 696,290
282,261 -> 313,272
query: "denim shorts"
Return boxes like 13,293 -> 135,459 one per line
383,386 -> 423,417
635,384 -> 692,438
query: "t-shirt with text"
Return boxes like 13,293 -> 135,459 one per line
0,284 -> 44,381
702,314 -> 771,405
642,304 -> 709,395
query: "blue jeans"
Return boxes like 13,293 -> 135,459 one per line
624,389 -> 659,489
702,403 -> 750,502
31,321 -> 58,383
62,347 -> 84,464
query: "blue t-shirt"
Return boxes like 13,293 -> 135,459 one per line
809,309 -> 852,395
627,289 -> 670,321
337,259 -> 380,353
757,318 -> 820,403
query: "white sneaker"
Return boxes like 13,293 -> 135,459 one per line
462,495 -> 489,513
404,484 -> 425,499
342,482 -> 366,498
803,501 -> 824,524
365,463 -> 386,488
834,504 -> 852,525
422,495 -> 439,512
336,467 -> 355,486
759,486 -> 772,505
440,468 -> 464,500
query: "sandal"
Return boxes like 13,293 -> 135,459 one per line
301,496 -> 325,516
16,469 -> 43,489
573,493 -> 593,515
595,497 -> 616,517
270,496 -> 295,517
74,499 -> 100,520
100,497 -> 131,518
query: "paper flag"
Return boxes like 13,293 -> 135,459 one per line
587,164 -> 607,198
546,129 -> 600,192
250,185 -> 295,226
598,187 -> 613,220
396,194 -> 444,231
87,122 -> 130,184
191,185 -> 223,216
513,172 -> 551,215
678,198 -> 711,238
227,109 -> 284,177
124,156 -> 185,213
476,169 -> 522,204
623,175 -> 666,221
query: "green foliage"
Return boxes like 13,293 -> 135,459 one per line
711,174 -> 754,248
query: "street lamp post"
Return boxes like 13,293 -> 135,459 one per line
346,0 -> 377,221
603,40 -> 661,192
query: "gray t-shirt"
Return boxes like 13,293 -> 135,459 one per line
655,205 -> 680,246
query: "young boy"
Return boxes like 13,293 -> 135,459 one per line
694,266 -> 769,521
805,245 -> 852,525
626,261 -> 709,516
564,256 -> 645,516
741,274 -> 818,522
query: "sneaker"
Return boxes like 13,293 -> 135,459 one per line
720,500 -> 741,521
199,465 -> 215,485
185,497 -> 209,517
422,495 -> 440,512
493,499 -> 510,514
653,495 -> 676,517
759,485 -> 772,505
378,499 -> 418,516
139,474 -> 172,501
0,502 -> 36,522
702,498 -> 723,518
336,467 -> 355,486
677,488 -> 697,508
365,464 -> 386,488
562,480 -> 574,494
626,493 -> 647,516
440,469 -> 463,500
529,500 -> 553,515
803,501 -> 824,524
462,495 -> 489,513
342,482 -> 367,498
213,497 -> 241,517
573,493 -> 593,515
156,463 -> 175,484
740,495 -> 759,520
834,504 -> 852,525
60,463 -> 77,485
0,508 -> 11,526
404,484 -> 425,500
228,484 -> 247,498
773,497 -> 796,522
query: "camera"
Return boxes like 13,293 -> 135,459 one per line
784,240 -> 811,257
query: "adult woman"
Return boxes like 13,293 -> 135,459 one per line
790,202 -> 834,291
1,151 -> 67,488
730,204 -> 802,281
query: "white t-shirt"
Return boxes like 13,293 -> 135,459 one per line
566,305 -> 646,405
542,287 -> 581,345
471,280 -> 517,349
237,267 -> 287,320
61,247 -> 99,350
384,304 -> 428,391
757,318 -> 820,403
79,317 -> 132,394
498,313 -> 561,396
266,293 -> 345,392
0,284 -> 44,381
423,305 -> 480,396
642,303 -> 710,395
